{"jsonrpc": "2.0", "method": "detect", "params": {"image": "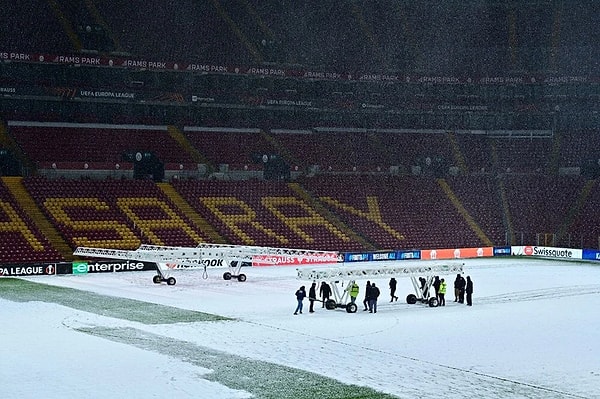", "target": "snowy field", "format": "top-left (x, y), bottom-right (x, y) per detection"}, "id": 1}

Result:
top-left (2, 257), bottom-right (599, 399)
